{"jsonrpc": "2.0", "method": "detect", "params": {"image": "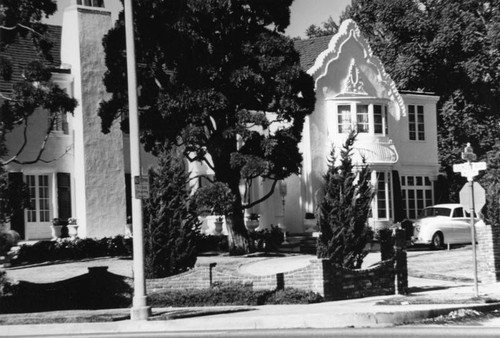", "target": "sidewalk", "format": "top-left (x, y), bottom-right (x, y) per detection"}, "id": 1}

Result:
top-left (1, 276), bottom-right (499, 336)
